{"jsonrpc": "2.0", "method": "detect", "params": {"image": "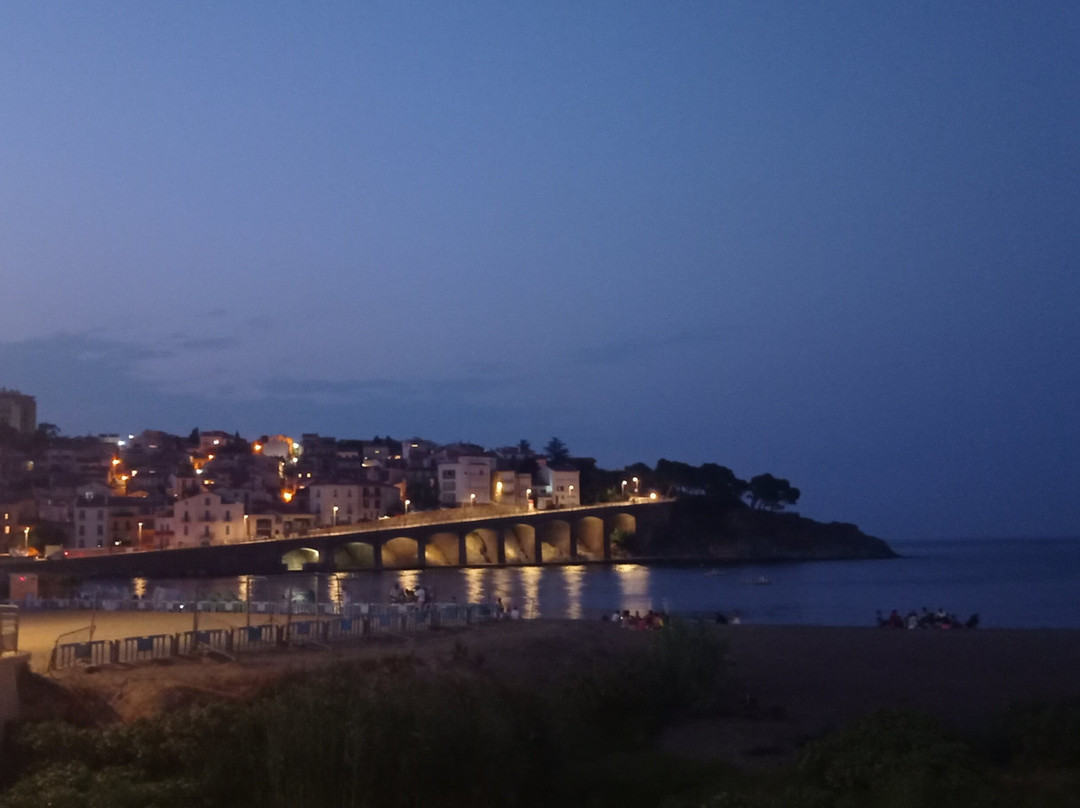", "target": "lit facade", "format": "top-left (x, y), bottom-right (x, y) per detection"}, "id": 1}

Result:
top-left (308, 482), bottom-right (402, 526)
top-left (437, 456), bottom-right (494, 506)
